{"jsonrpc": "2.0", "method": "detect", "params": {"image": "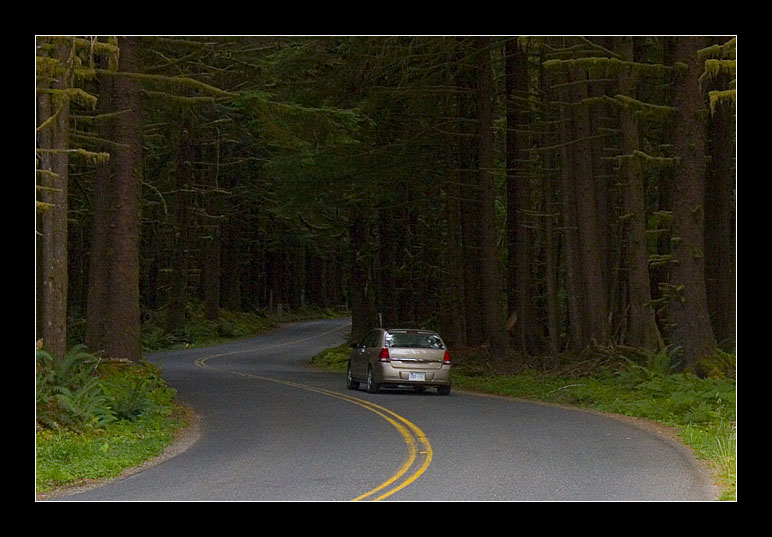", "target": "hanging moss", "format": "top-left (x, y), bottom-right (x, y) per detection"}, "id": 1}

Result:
top-left (702, 59), bottom-right (736, 80)
top-left (653, 210), bottom-right (674, 225)
top-left (70, 148), bottom-right (111, 165)
top-left (649, 253), bottom-right (674, 268)
top-left (36, 55), bottom-right (62, 82)
top-left (698, 38), bottom-right (736, 62)
top-left (66, 87), bottom-right (98, 110)
top-left (576, 95), bottom-right (614, 108)
top-left (615, 151), bottom-right (678, 171)
top-left (709, 89), bottom-right (737, 115)
top-left (543, 57), bottom-right (673, 79)
top-left (614, 94), bottom-right (677, 121)
top-left (673, 62), bottom-right (689, 76)
top-left (697, 37), bottom-right (736, 116)
top-left (632, 150), bottom-right (679, 167)
top-left (700, 58), bottom-right (736, 97)
top-left (516, 36), bottom-right (540, 52)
